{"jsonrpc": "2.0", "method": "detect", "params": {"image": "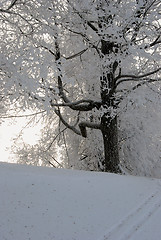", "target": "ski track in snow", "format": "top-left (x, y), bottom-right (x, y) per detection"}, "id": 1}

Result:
top-left (99, 186), bottom-right (161, 240)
